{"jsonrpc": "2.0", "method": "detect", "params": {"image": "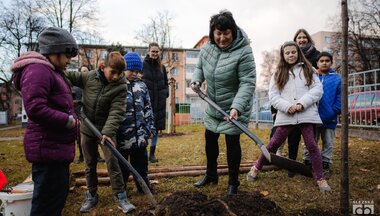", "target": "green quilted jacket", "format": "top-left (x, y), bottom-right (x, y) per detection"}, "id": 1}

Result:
top-left (66, 70), bottom-right (127, 138)
top-left (192, 29), bottom-right (256, 135)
